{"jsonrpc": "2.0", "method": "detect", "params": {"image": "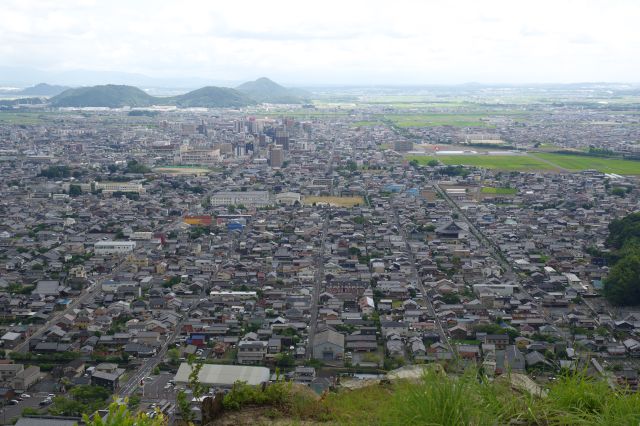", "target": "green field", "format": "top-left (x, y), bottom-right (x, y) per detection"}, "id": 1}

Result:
top-left (385, 113), bottom-right (491, 128)
top-left (481, 187), bottom-right (518, 195)
top-left (351, 120), bottom-right (381, 127)
top-left (0, 112), bottom-right (48, 125)
top-left (407, 154), bottom-right (557, 171)
top-left (533, 153), bottom-right (640, 175)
